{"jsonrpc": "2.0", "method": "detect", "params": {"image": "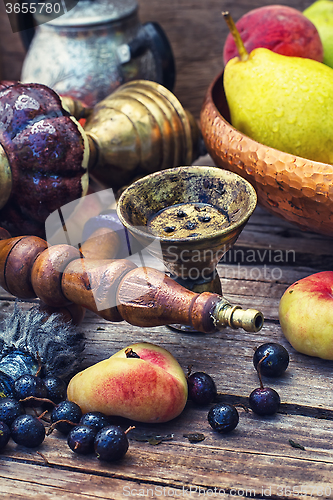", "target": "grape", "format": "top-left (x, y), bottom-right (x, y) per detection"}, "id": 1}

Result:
top-left (0, 421), bottom-right (10, 450)
top-left (94, 426), bottom-right (129, 462)
top-left (249, 387), bottom-right (280, 416)
top-left (208, 403), bottom-right (239, 433)
top-left (13, 374), bottom-right (47, 406)
top-left (67, 425), bottom-right (96, 455)
top-left (253, 343), bottom-right (289, 377)
top-left (187, 372), bottom-right (217, 405)
top-left (50, 401), bottom-right (82, 435)
top-left (0, 397), bottom-right (25, 426)
top-left (42, 376), bottom-right (67, 404)
top-left (11, 414), bottom-right (45, 448)
top-left (79, 412), bottom-right (112, 433)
